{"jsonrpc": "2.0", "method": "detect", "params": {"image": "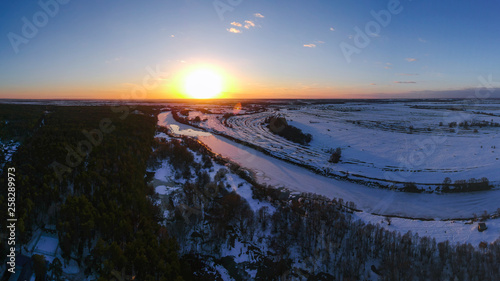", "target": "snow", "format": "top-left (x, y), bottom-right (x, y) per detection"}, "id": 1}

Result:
top-left (155, 185), bottom-right (181, 196)
top-left (210, 163), bottom-right (275, 213)
top-left (62, 259), bottom-right (80, 274)
top-left (154, 161), bottom-right (175, 182)
top-left (214, 264), bottom-right (234, 281)
top-left (0, 141), bottom-right (20, 170)
top-left (155, 185), bottom-right (169, 195)
top-left (34, 236), bottom-right (58, 256)
top-left (356, 212), bottom-right (500, 246)
top-left (154, 132), bottom-right (169, 139)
